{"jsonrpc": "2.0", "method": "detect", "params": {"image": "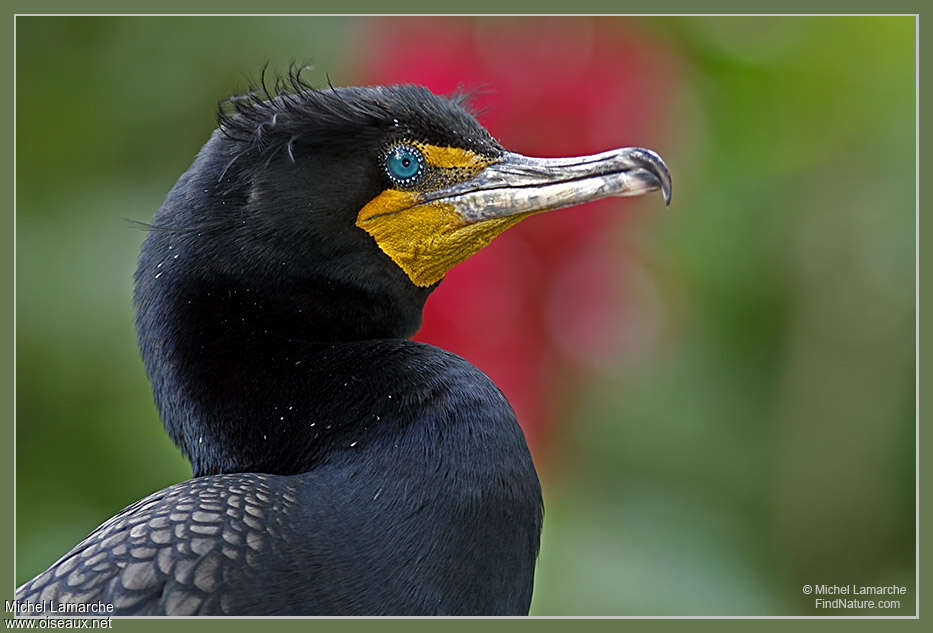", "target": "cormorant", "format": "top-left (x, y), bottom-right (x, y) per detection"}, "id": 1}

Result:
top-left (15, 72), bottom-right (671, 616)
